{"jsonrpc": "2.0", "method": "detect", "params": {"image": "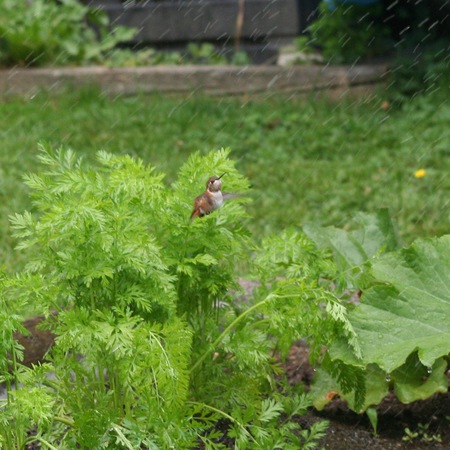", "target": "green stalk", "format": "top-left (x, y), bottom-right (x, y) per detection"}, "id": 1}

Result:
top-left (98, 362), bottom-right (106, 391)
top-left (191, 294), bottom-right (276, 372)
top-left (53, 415), bottom-right (75, 427)
top-left (187, 401), bottom-right (258, 445)
top-left (8, 334), bottom-right (19, 404)
top-left (33, 436), bottom-right (59, 450)
top-left (0, 424), bottom-right (13, 450)
top-left (111, 372), bottom-right (120, 411)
